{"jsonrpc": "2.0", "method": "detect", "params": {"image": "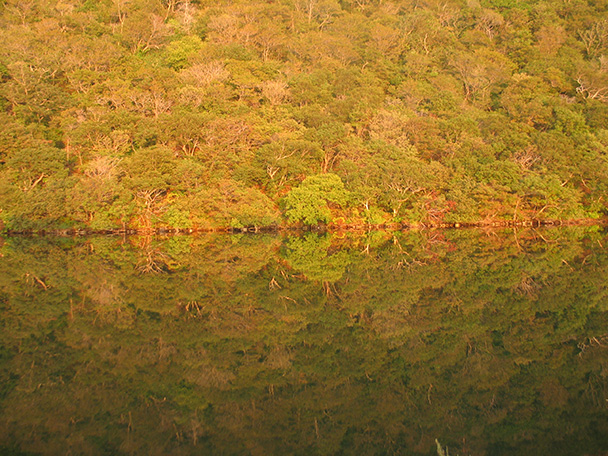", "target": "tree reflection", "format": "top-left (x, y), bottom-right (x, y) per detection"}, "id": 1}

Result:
top-left (0, 227), bottom-right (607, 455)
